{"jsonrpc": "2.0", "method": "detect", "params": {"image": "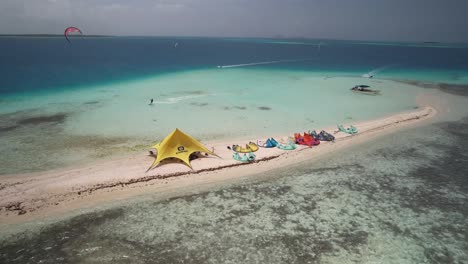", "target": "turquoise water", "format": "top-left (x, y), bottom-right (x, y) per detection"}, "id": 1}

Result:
top-left (1, 36), bottom-right (467, 96)
top-left (1, 37), bottom-right (468, 263)
top-left (1, 37), bottom-right (468, 174)
top-left (0, 69), bottom-right (421, 138)
top-left (0, 69), bottom-right (421, 174)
